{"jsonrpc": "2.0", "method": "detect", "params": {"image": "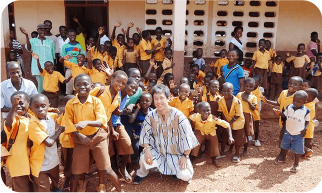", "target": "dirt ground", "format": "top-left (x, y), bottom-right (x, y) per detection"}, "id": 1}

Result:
top-left (3, 118), bottom-right (322, 192)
